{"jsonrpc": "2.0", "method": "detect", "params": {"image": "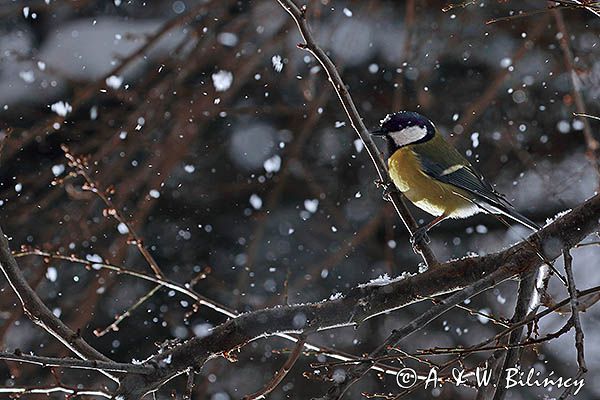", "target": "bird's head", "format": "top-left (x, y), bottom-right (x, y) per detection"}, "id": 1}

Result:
top-left (371, 111), bottom-right (436, 148)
